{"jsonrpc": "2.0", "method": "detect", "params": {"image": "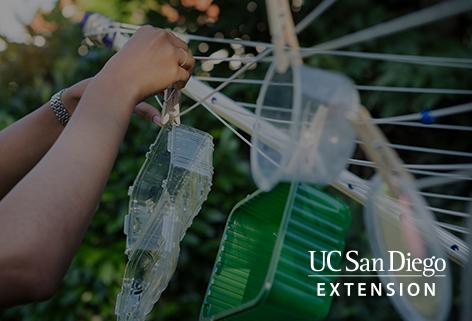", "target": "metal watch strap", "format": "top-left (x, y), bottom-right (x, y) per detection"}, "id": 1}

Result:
top-left (50, 89), bottom-right (71, 126)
